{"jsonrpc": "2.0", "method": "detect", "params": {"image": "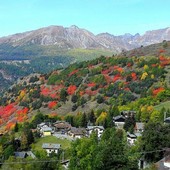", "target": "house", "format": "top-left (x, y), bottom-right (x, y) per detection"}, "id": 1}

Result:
top-left (134, 122), bottom-right (144, 133)
top-left (164, 117), bottom-right (170, 124)
top-left (37, 122), bottom-right (53, 136)
top-left (155, 149), bottom-right (170, 170)
top-left (37, 122), bottom-right (47, 129)
top-left (40, 126), bottom-right (53, 136)
top-left (86, 126), bottom-right (104, 138)
top-left (133, 122), bottom-right (144, 138)
top-left (42, 143), bottom-right (61, 156)
top-left (67, 127), bottom-right (86, 139)
top-left (53, 121), bottom-right (71, 133)
top-left (37, 122), bottom-right (53, 130)
top-left (127, 132), bottom-right (137, 145)
top-left (113, 115), bottom-right (125, 128)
